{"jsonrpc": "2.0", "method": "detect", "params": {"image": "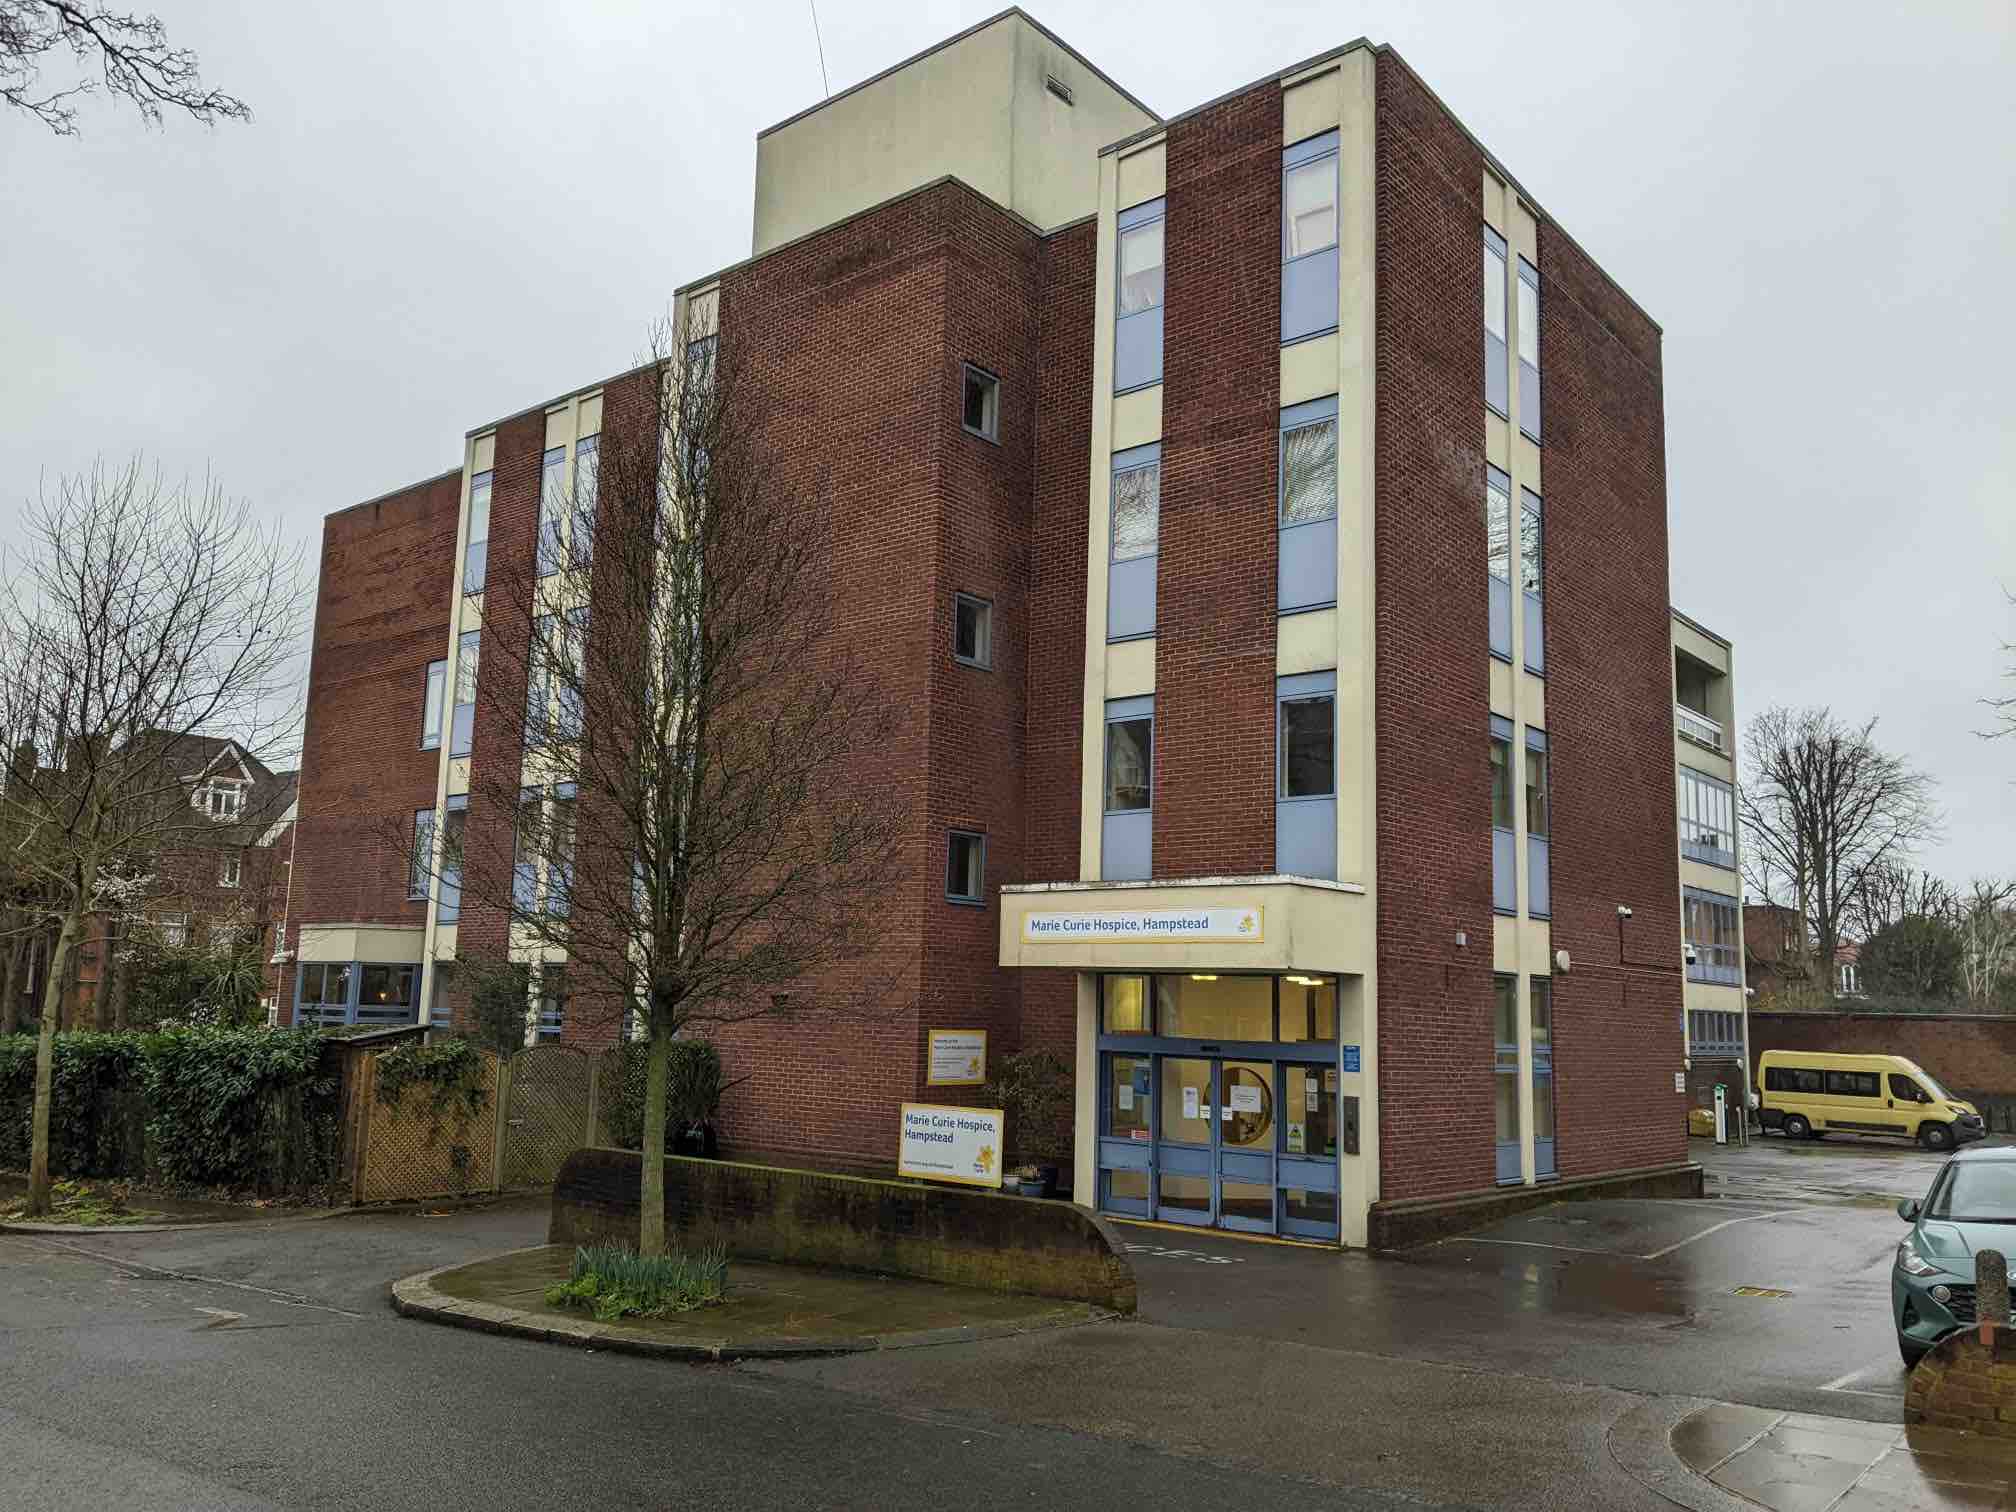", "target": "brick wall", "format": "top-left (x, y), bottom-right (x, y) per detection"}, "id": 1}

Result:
top-left (285, 471), bottom-right (462, 1018)
top-left (1372, 56), bottom-right (1496, 1201)
top-left (1751, 1012), bottom-right (2016, 1106)
top-left (1537, 187), bottom-right (1686, 1182)
top-left (1152, 85), bottom-right (1282, 879)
